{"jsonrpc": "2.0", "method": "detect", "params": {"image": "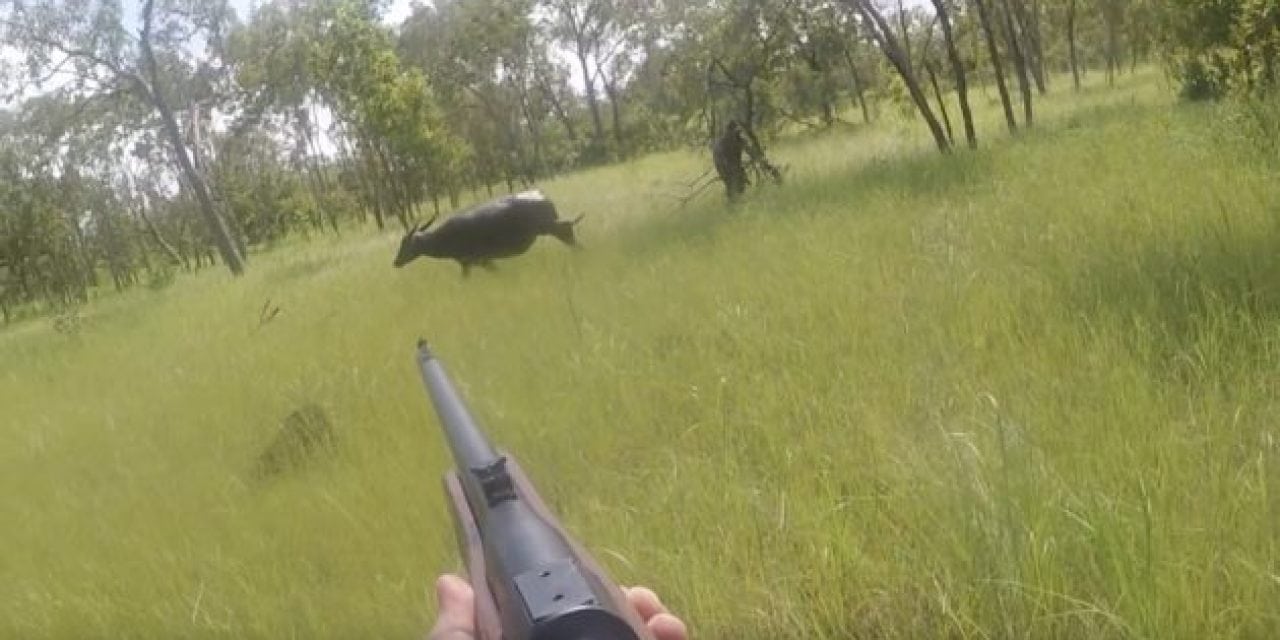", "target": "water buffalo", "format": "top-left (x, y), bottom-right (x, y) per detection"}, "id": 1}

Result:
top-left (392, 190), bottom-right (582, 276)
